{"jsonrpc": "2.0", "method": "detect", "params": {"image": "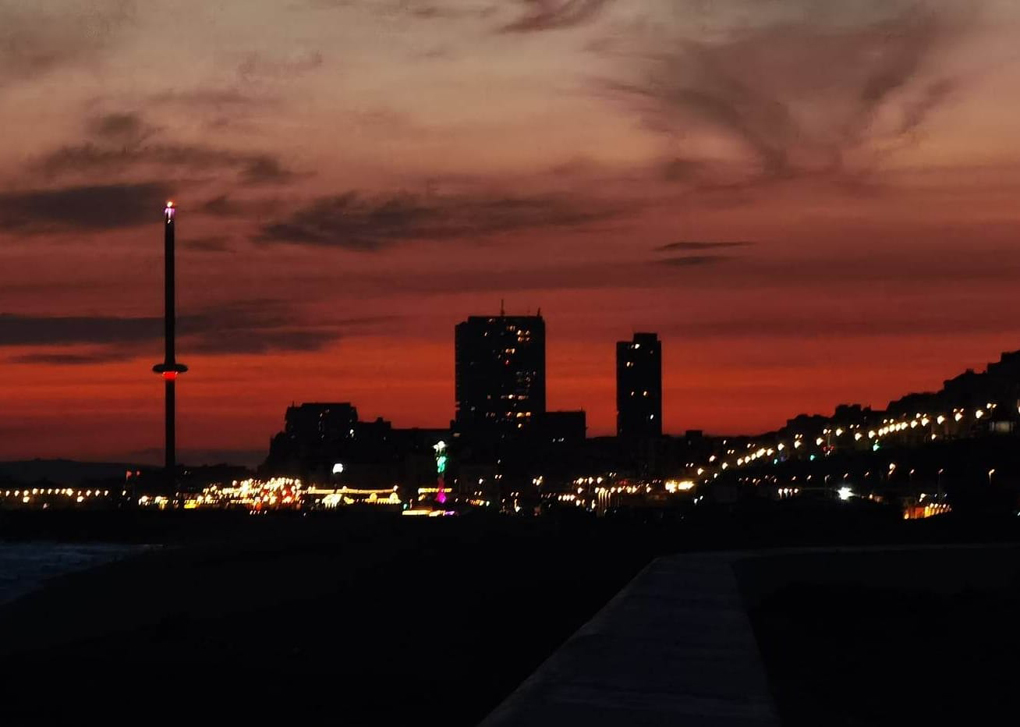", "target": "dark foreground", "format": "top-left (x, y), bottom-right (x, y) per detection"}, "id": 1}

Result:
top-left (0, 513), bottom-right (656, 726)
top-left (3, 505), bottom-right (1020, 726)
top-left (741, 546), bottom-right (1020, 727)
